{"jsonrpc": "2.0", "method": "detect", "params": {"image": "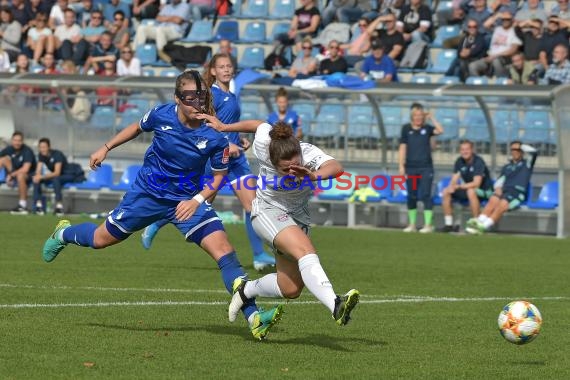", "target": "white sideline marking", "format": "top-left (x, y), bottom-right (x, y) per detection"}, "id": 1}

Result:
top-left (0, 296), bottom-right (568, 309)
top-left (0, 283), bottom-right (227, 294)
